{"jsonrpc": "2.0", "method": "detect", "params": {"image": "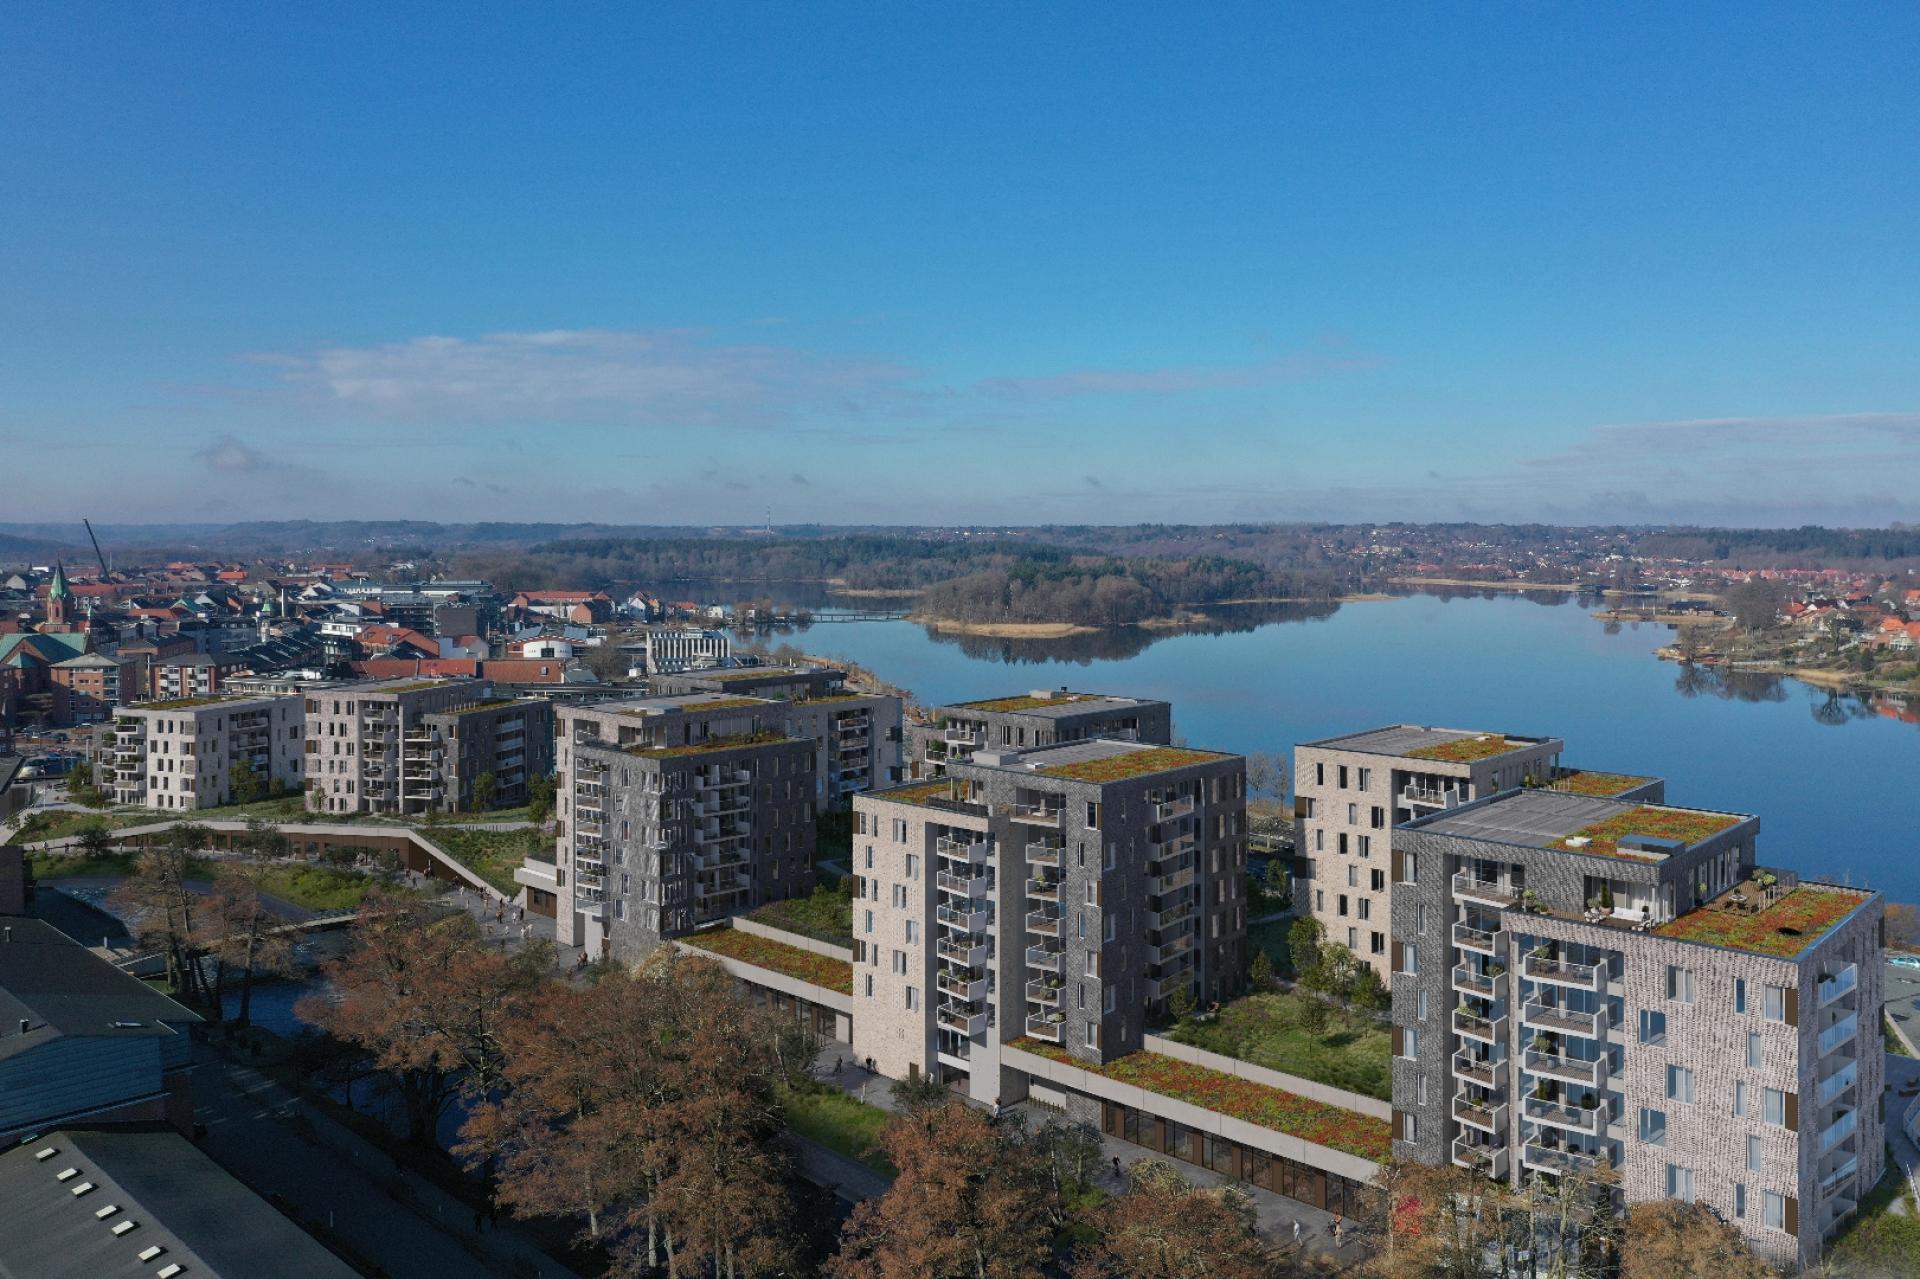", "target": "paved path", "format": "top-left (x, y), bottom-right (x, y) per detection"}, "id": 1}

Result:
top-left (194, 1040), bottom-right (582, 1279)
top-left (786, 1134), bottom-right (892, 1203)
